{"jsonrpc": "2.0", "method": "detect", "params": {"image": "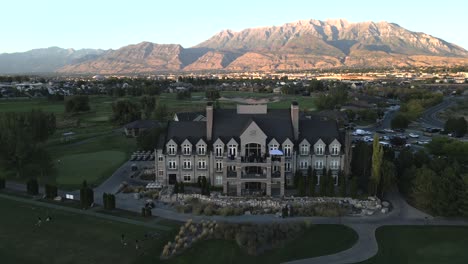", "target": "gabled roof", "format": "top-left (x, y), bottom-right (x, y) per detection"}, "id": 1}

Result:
top-left (212, 109), bottom-right (294, 143)
top-left (299, 117), bottom-right (340, 145)
top-left (124, 120), bottom-right (159, 129)
top-left (166, 121), bottom-right (206, 144)
top-left (174, 111), bottom-right (205, 122)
